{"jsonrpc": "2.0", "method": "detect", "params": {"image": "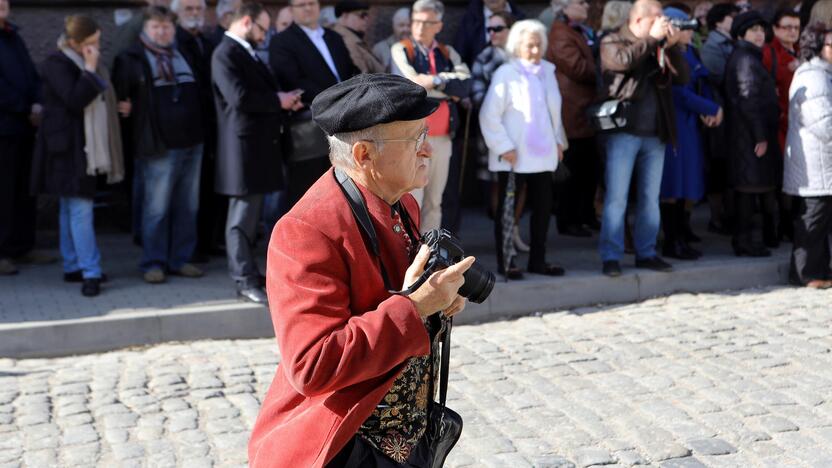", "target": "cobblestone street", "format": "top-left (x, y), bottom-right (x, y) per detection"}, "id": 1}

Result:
top-left (2, 285), bottom-right (832, 467)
